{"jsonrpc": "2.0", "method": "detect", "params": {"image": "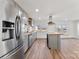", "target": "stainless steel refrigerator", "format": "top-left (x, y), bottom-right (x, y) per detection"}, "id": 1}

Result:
top-left (0, 16), bottom-right (24, 59)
